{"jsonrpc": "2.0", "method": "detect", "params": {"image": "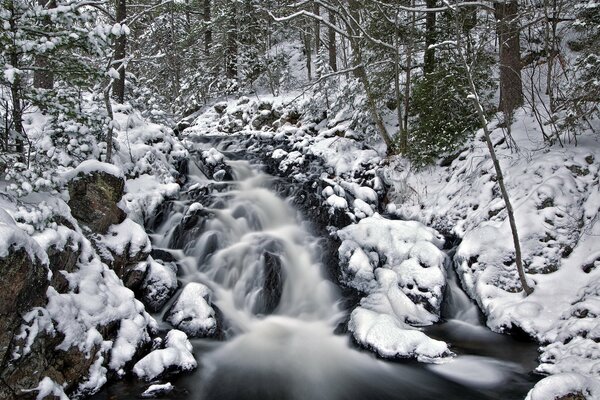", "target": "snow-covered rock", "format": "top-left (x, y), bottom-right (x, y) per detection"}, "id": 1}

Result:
top-left (166, 282), bottom-right (217, 337)
top-left (141, 258), bottom-right (179, 312)
top-left (337, 214), bottom-right (450, 361)
top-left (133, 330), bottom-right (197, 381)
top-left (142, 382), bottom-right (174, 398)
top-left (526, 373), bottom-right (600, 400)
